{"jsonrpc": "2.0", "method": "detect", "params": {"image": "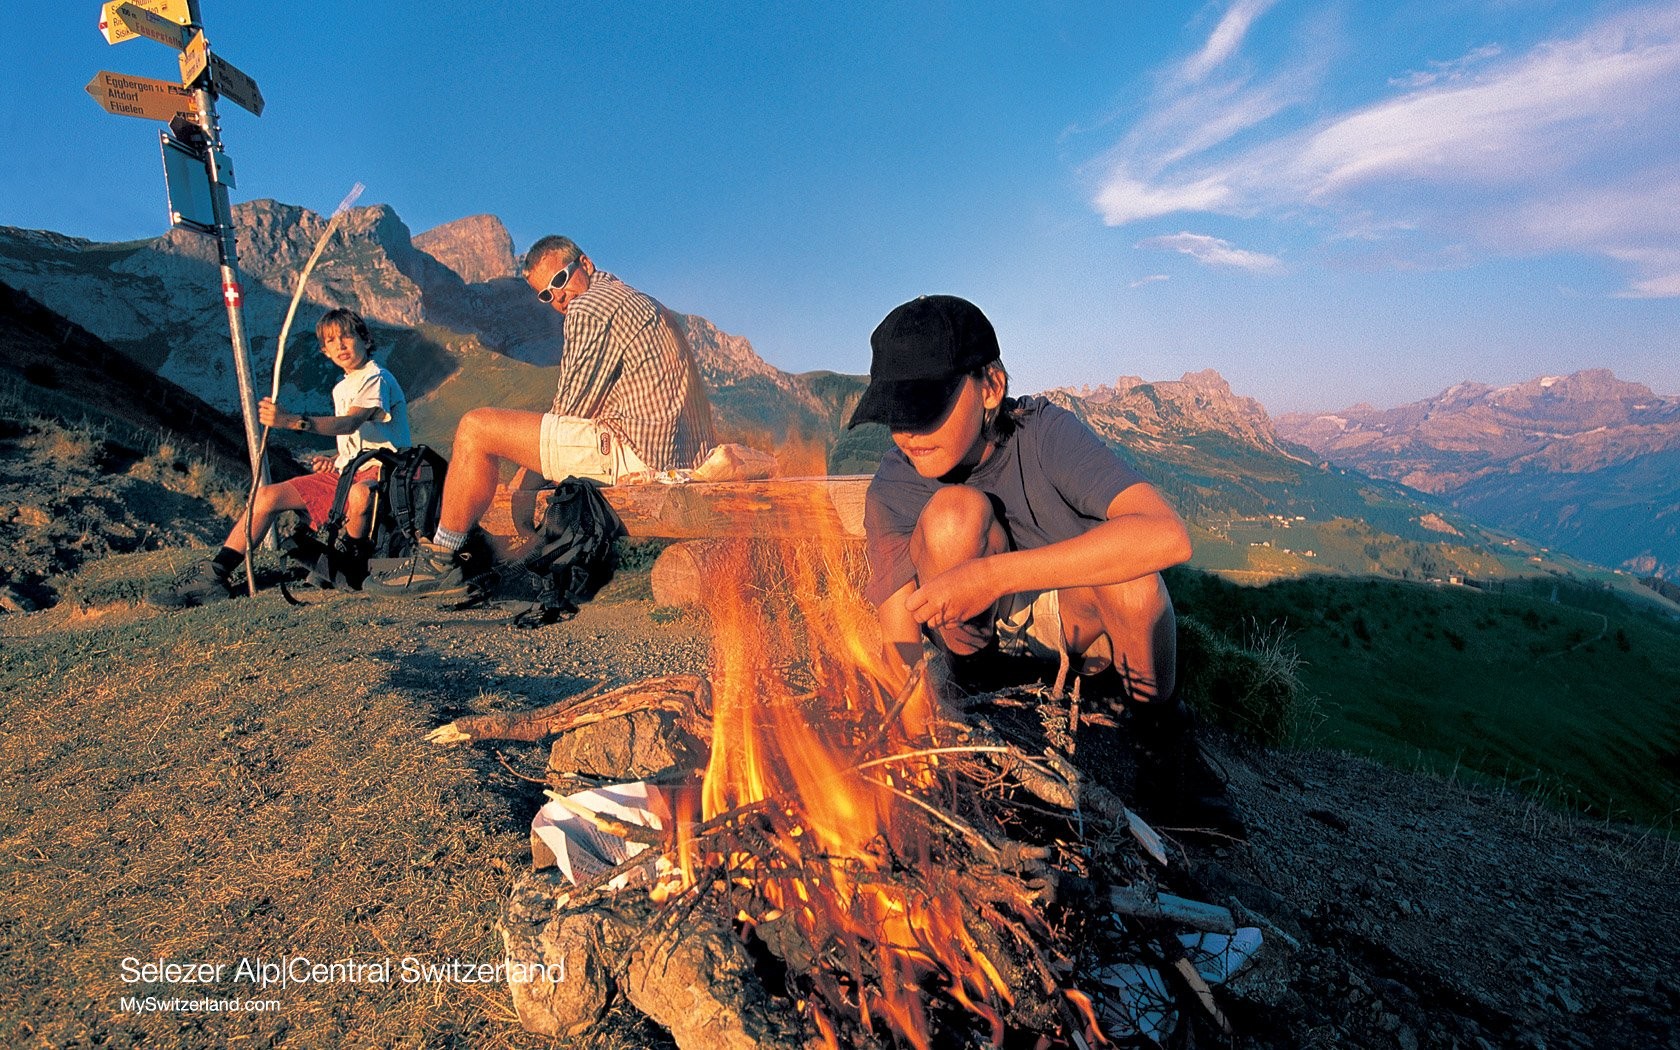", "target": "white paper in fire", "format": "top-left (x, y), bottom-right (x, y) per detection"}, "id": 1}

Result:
top-left (1095, 926), bottom-right (1264, 1042)
top-left (531, 781), bottom-right (666, 889)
